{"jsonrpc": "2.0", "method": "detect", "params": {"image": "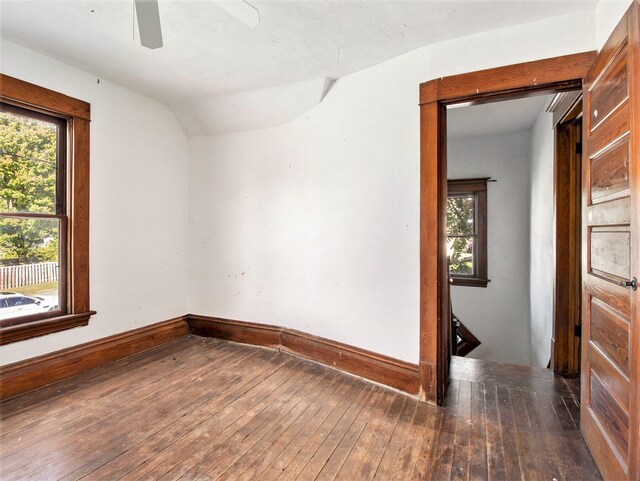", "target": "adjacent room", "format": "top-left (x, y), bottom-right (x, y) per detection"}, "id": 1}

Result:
top-left (0, 1), bottom-right (638, 480)
top-left (446, 92), bottom-right (582, 371)
top-left (446, 95), bottom-right (556, 367)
